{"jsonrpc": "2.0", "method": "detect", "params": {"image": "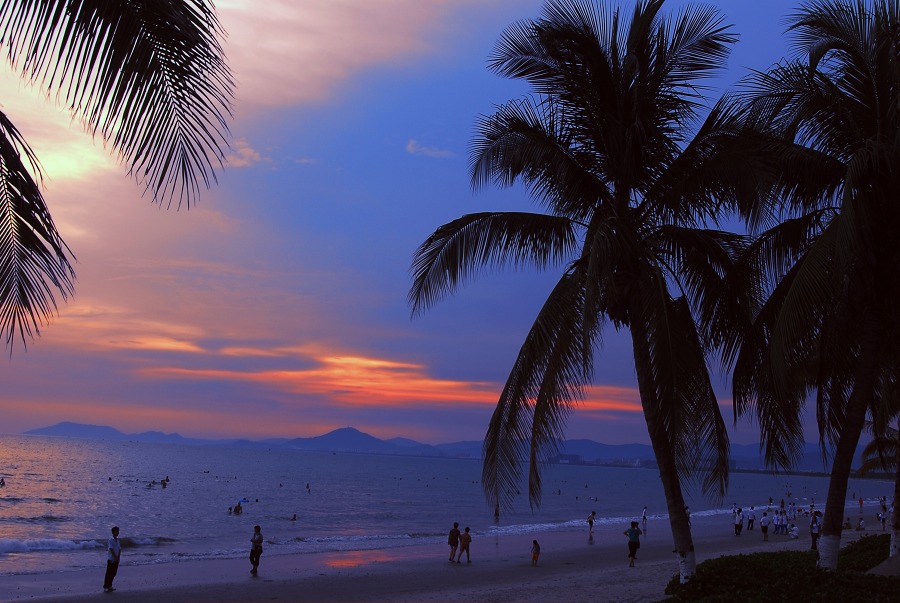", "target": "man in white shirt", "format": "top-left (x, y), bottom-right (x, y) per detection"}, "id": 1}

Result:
top-left (103, 526), bottom-right (121, 592)
top-left (760, 512), bottom-right (771, 541)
